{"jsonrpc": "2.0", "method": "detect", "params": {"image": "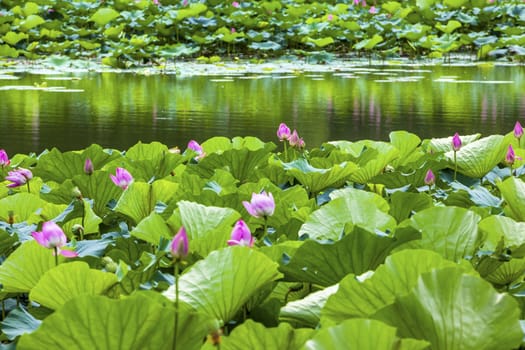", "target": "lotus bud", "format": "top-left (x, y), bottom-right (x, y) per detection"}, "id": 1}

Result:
top-left (242, 191), bottom-right (275, 218)
top-left (277, 123), bottom-right (291, 141)
top-left (424, 169), bottom-right (435, 186)
top-left (72, 186), bottom-right (83, 199)
top-left (228, 219), bottom-right (254, 247)
top-left (0, 149), bottom-right (10, 167)
top-left (514, 121), bottom-right (523, 140)
top-left (505, 144), bottom-right (516, 165)
top-left (170, 227), bottom-right (189, 261)
top-left (452, 132), bottom-right (462, 151)
top-left (84, 158), bottom-right (94, 175)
